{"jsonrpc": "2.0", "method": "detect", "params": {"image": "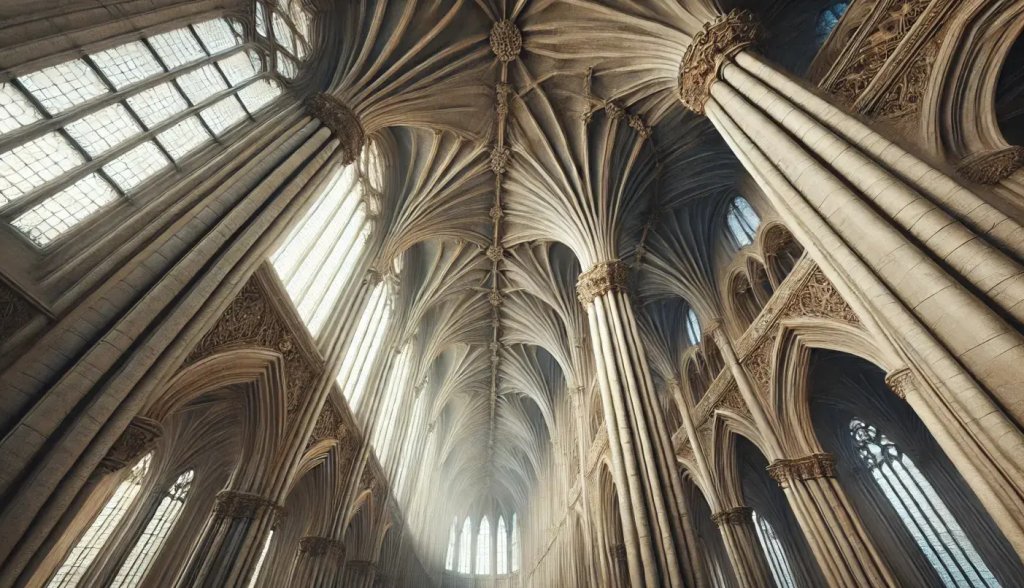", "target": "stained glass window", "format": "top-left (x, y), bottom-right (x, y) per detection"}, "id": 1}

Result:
top-left (47, 454), bottom-right (152, 588)
top-left (850, 418), bottom-right (1000, 587)
top-left (816, 2), bottom-right (850, 46)
top-left (258, 0), bottom-right (312, 78)
top-left (726, 196), bottom-right (760, 247)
